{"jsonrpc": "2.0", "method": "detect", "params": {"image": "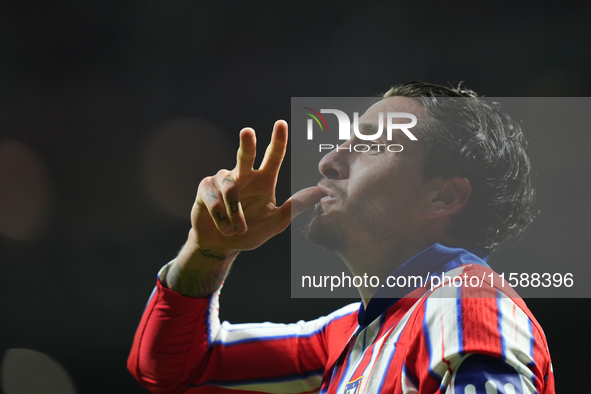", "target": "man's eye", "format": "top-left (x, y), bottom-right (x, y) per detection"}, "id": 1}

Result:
top-left (368, 143), bottom-right (384, 152)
